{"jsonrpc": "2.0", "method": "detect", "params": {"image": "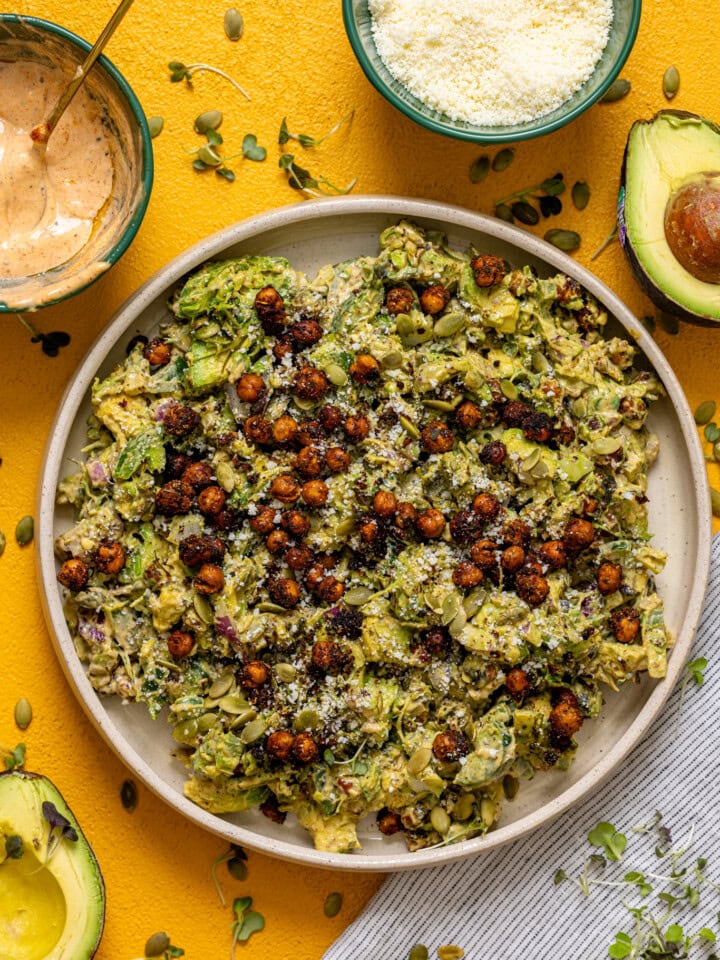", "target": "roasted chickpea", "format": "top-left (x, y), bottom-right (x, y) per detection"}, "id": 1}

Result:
top-left (583, 497), bottom-right (600, 516)
top-left (359, 517), bottom-right (384, 544)
top-left (240, 660), bottom-right (272, 688)
top-left (554, 421), bottom-right (576, 446)
top-left (501, 545), bottom-right (525, 573)
top-left (301, 479), bottom-right (329, 508)
top-left (377, 808), bottom-right (404, 835)
top-left (165, 449), bottom-right (192, 480)
top-left (270, 474), bottom-right (301, 503)
top-left (305, 555), bottom-right (337, 591)
top-left (266, 529), bottom-right (291, 555)
top-left (373, 490), bottom-right (398, 519)
top-left (273, 335), bottom-right (294, 362)
top-left (538, 540), bottom-right (566, 571)
top-left (311, 640), bottom-right (347, 674)
top-left (167, 629), bottom-right (194, 659)
top-left (272, 414), bottom-right (299, 446)
top-left (472, 492), bottom-right (501, 522)
top-left (254, 285), bottom-right (287, 336)
top-left (470, 539), bottom-right (499, 570)
top-left (249, 506), bottom-right (276, 535)
top-left (420, 284), bottom-right (451, 315)
top-left (194, 563), bottom-right (225, 595)
top-left (502, 400), bottom-right (532, 428)
top-left (421, 626), bottom-right (450, 658)
top-left (344, 414), bottom-right (370, 443)
top-left (212, 509), bottom-right (237, 532)
top-left (179, 534), bottom-right (225, 568)
top-left (385, 287), bottom-right (414, 316)
top-left (563, 517), bottom-right (595, 553)
top-left (143, 337), bottom-right (171, 366)
top-left (291, 733), bottom-right (319, 765)
top-left (393, 502), bottom-right (418, 536)
top-left (155, 480), bottom-right (194, 516)
top-left (515, 570), bottom-right (550, 607)
top-left (432, 730), bottom-right (471, 763)
top-left (453, 561), bottom-right (484, 589)
top-left (523, 412), bottom-right (554, 443)
top-left (293, 365), bottom-right (329, 402)
top-left (243, 415), bottom-right (273, 446)
top-left (57, 558), bottom-right (89, 591)
top-left (610, 606), bottom-right (641, 644)
top-left (198, 486), bottom-right (226, 517)
top-left (416, 508), bottom-right (446, 539)
top-left (296, 419), bottom-right (327, 447)
top-left (295, 445), bottom-right (325, 479)
top-left (325, 446), bottom-right (351, 473)
top-left (285, 544), bottom-right (313, 571)
top-left (95, 539), bottom-right (125, 575)
top-left (470, 254), bottom-right (507, 288)
top-left (420, 421), bottom-right (455, 454)
top-left (454, 401), bottom-right (483, 430)
top-left (549, 695), bottom-right (584, 741)
top-left (503, 520), bottom-right (532, 548)
top-left (505, 667), bottom-right (530, 702)
top-left (236, 373), bottom-right (266, 404)
top-left (317, 576), bottom-right (345, 604)
top-left (268, 576), bottom-right (302, 609)
top-left (181, 461), bottom-right (214, 490)
top-left (480, 441), bottom-right (507, 466)
top-left (450, 509), bottom-right (483, 545)
top-left (265, 730), bottom-right (294, 763)
top-left (349, 353), bottom-right (381, 385)
top-left (164, 404), bottom-right (200, 438)
top-left (290, 317), bottom-right (323, 348)
top-left (259, 796), bottom-right (287, 823)
top-left (319, 404), bottom-right (343, 431)
top-left (597, 561), bottom-right (623, 595)
top-left (280, 509), bottom-right (311, 538)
